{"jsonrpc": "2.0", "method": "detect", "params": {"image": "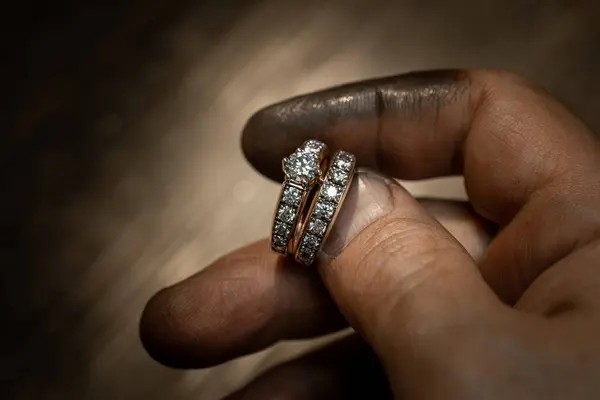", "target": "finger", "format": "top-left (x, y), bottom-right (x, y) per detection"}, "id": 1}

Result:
top-left (139, 240), bottom-right (345, 369)
top-left (224, 335), bottom-right (391, 400)
top-left (140, 199), bottom-right (491, 368)
top-left (317, 171), bottom-right (513, 396)
top-left (242, 69), bottom-right (600, 303)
